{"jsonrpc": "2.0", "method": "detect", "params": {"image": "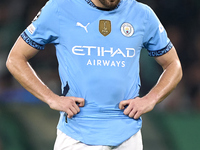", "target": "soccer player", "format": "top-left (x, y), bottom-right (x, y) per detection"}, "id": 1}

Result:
top-left (6, 0), bottom-right (182, 149)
